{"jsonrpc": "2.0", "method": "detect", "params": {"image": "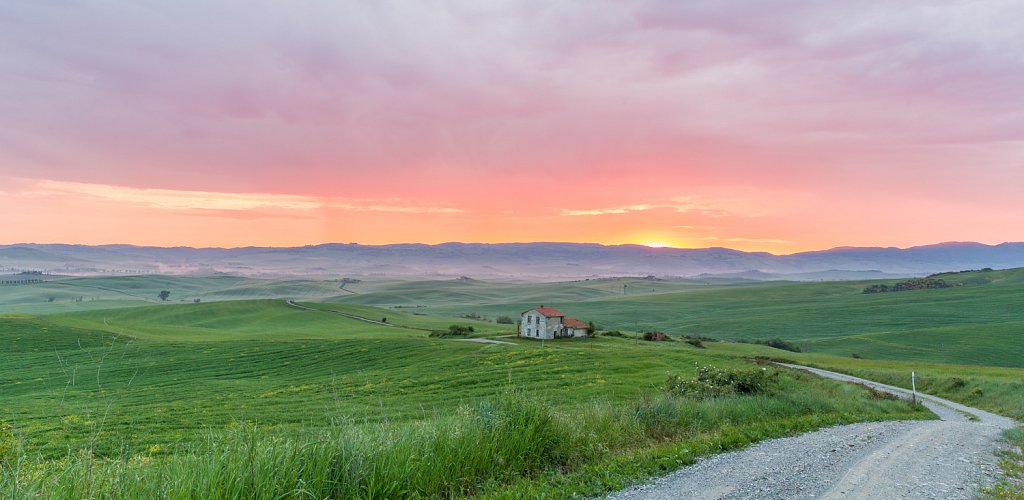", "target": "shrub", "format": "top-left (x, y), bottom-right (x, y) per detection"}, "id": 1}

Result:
top-left (602, 330), bottom-right (626, 338)
top-left (496, 316), bottom-right (514, 324)
top-left (863, 277), bottom-right (957, 294)
top-left (684, 334), bottom-right (719, 342)
top-left (685, 338), bottom-right (705, 349)
top-left (666, 366), bottom-right (779, 400)
top-left (736, 338), bottom-right (802, 353)
top-left (763, 338), bottom-right (801, 352)
top-left (428, 325), bottom-right (476, 338)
